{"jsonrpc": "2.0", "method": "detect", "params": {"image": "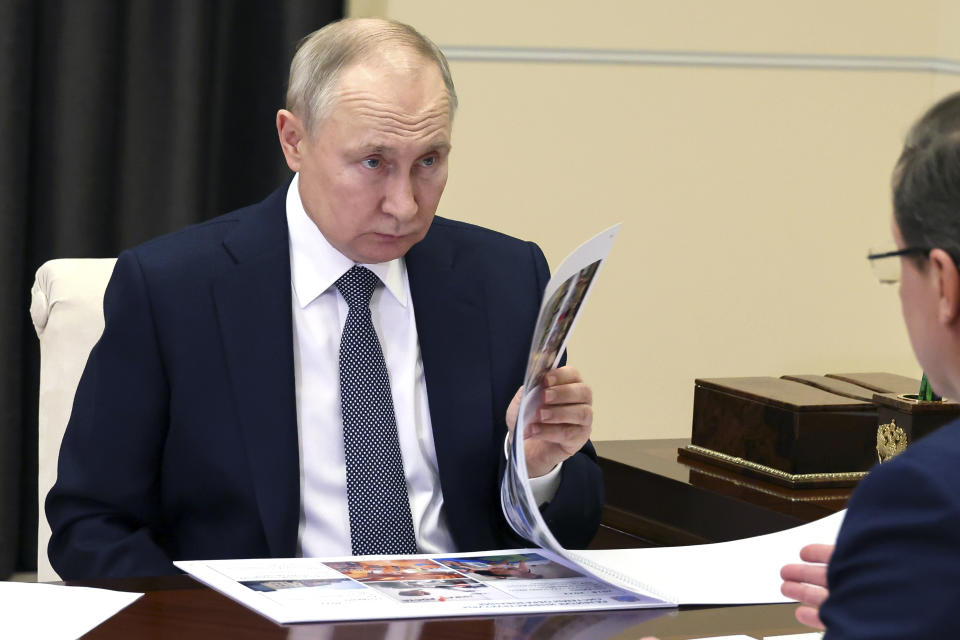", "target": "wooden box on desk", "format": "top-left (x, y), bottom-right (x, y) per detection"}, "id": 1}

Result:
top-left (680, 377), bottom-right (878, 489)
top-left (872, 392), bottom-right (960, 454)
top-left (818, 372), bottom-right (960, 456)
